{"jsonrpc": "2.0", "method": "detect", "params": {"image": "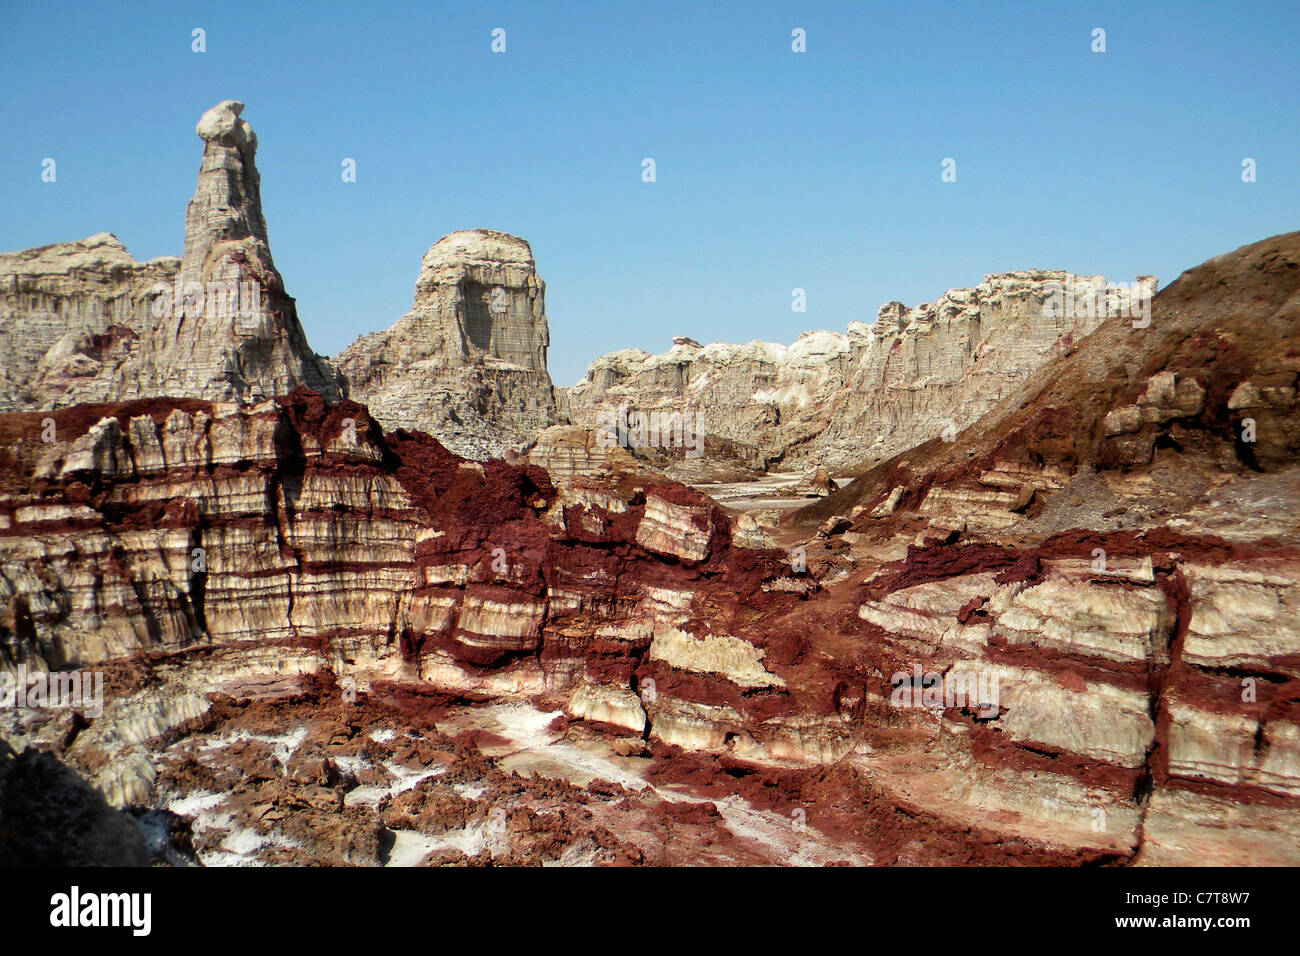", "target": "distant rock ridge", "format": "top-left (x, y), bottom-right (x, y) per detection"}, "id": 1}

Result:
top-left (0, 234), bottom-right (179, 411)
top-left (562, 270), bottom-right (1156, 474)
top-left (334, 228), bottom-right (557, 460)
top-left (2, 100), bottom-right (1150, 480)
top-left (0, 100), bottom-right (339, 410)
